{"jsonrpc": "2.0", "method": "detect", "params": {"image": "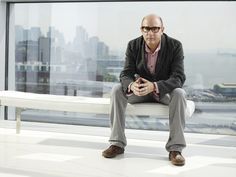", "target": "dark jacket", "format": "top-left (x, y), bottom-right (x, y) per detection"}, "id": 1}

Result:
top-left (120, 33), bottom-right (186, 99)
